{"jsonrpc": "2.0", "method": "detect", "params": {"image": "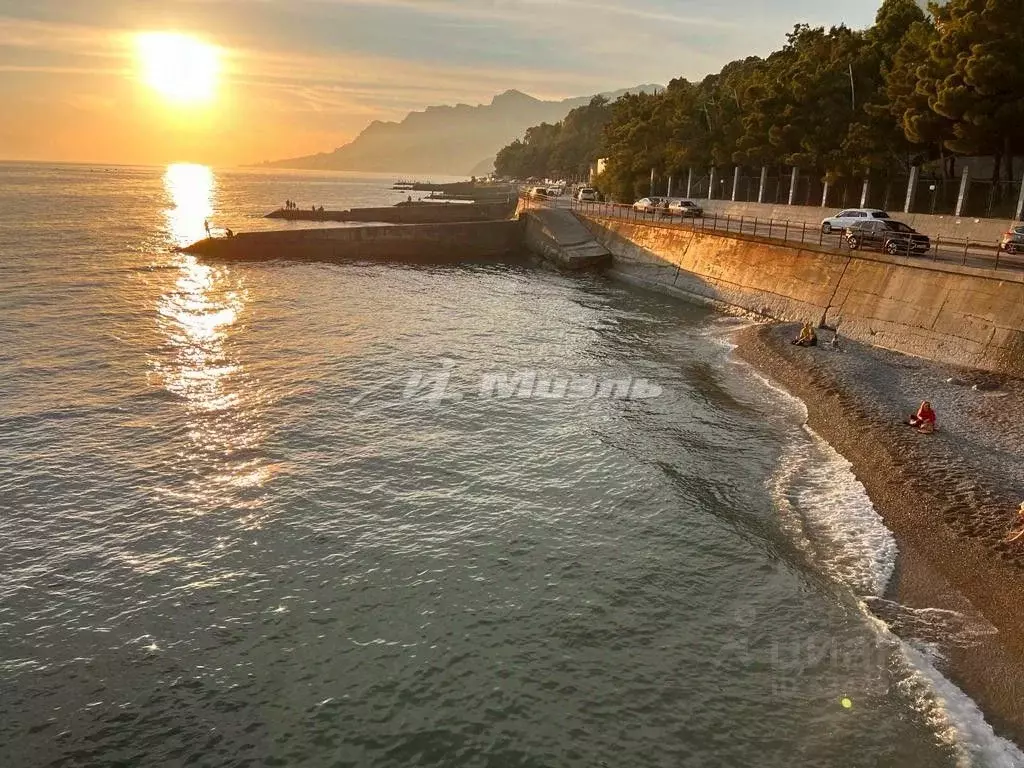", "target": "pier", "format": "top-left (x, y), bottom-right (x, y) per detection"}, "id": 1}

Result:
top-left (183, 220), bottom-right (526, 264)
top-left (267, 199), bottom-right (517, 225)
